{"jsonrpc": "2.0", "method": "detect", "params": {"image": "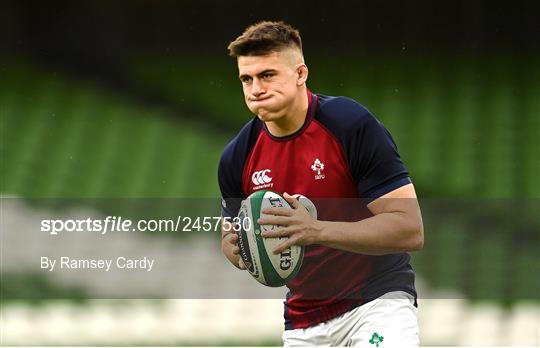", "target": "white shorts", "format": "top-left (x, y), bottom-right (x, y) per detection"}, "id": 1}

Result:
top-left (282, 291), bottom-right (419, 347)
